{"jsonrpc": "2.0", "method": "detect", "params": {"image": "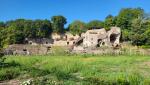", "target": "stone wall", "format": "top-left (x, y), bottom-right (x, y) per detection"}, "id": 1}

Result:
top-left (4, 44), bottom-right (49, 55)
